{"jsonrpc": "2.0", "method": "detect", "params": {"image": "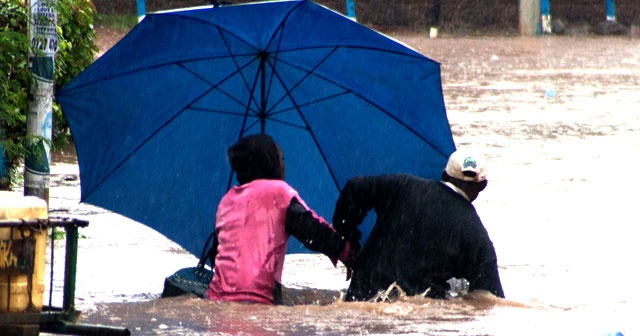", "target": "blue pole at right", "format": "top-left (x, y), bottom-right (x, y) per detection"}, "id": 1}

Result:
top-left (136, 0), bottom-right (146, 22)
top-left (346, 0), bottom-right (356, 20)
top-left (540, 0), bottom-right (552, 33)
top-left (606, 0), bottom-right (616, 21)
